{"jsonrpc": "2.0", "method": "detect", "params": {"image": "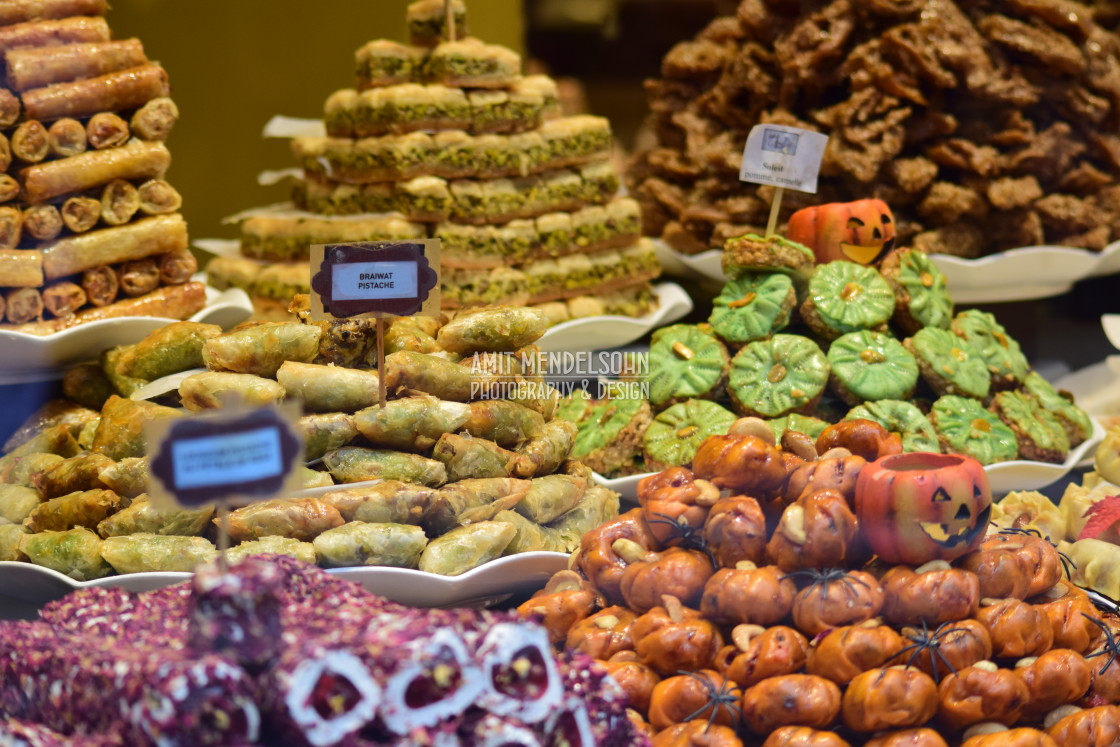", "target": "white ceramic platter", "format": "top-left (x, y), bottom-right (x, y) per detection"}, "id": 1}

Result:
top-left (0, 550), bottom-right (567, 614)
top-left (536, 282), bottom-right (693, 353)
top-left (593, 418), bottom-right (1105, 501)
top-left (0, 285), bottom-right (253, 385)
top-left (652, 238), bottom-right (1120, 304)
